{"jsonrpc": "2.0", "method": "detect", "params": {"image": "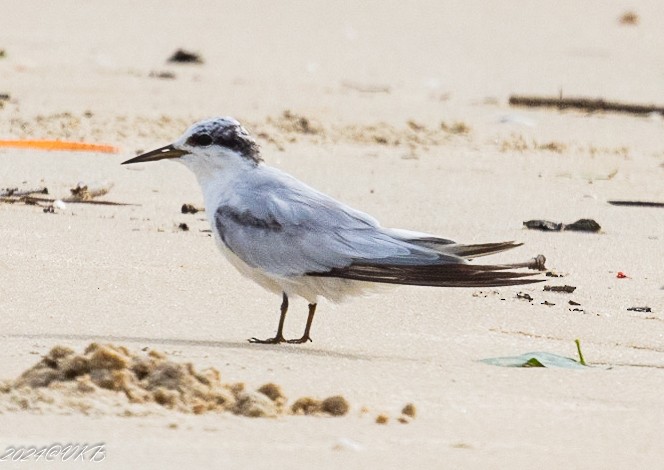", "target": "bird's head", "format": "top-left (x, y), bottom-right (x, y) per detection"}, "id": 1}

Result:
top-left (122, 117), bottom-right (262, 173)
